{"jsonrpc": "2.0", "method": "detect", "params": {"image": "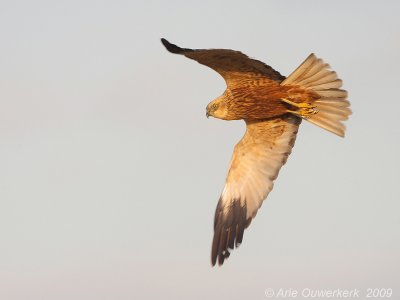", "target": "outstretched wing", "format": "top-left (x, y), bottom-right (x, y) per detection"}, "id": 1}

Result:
top-left (211, 114), bottom-right (301, 266)
top-left (161, 38), bottom-right (285, 87)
